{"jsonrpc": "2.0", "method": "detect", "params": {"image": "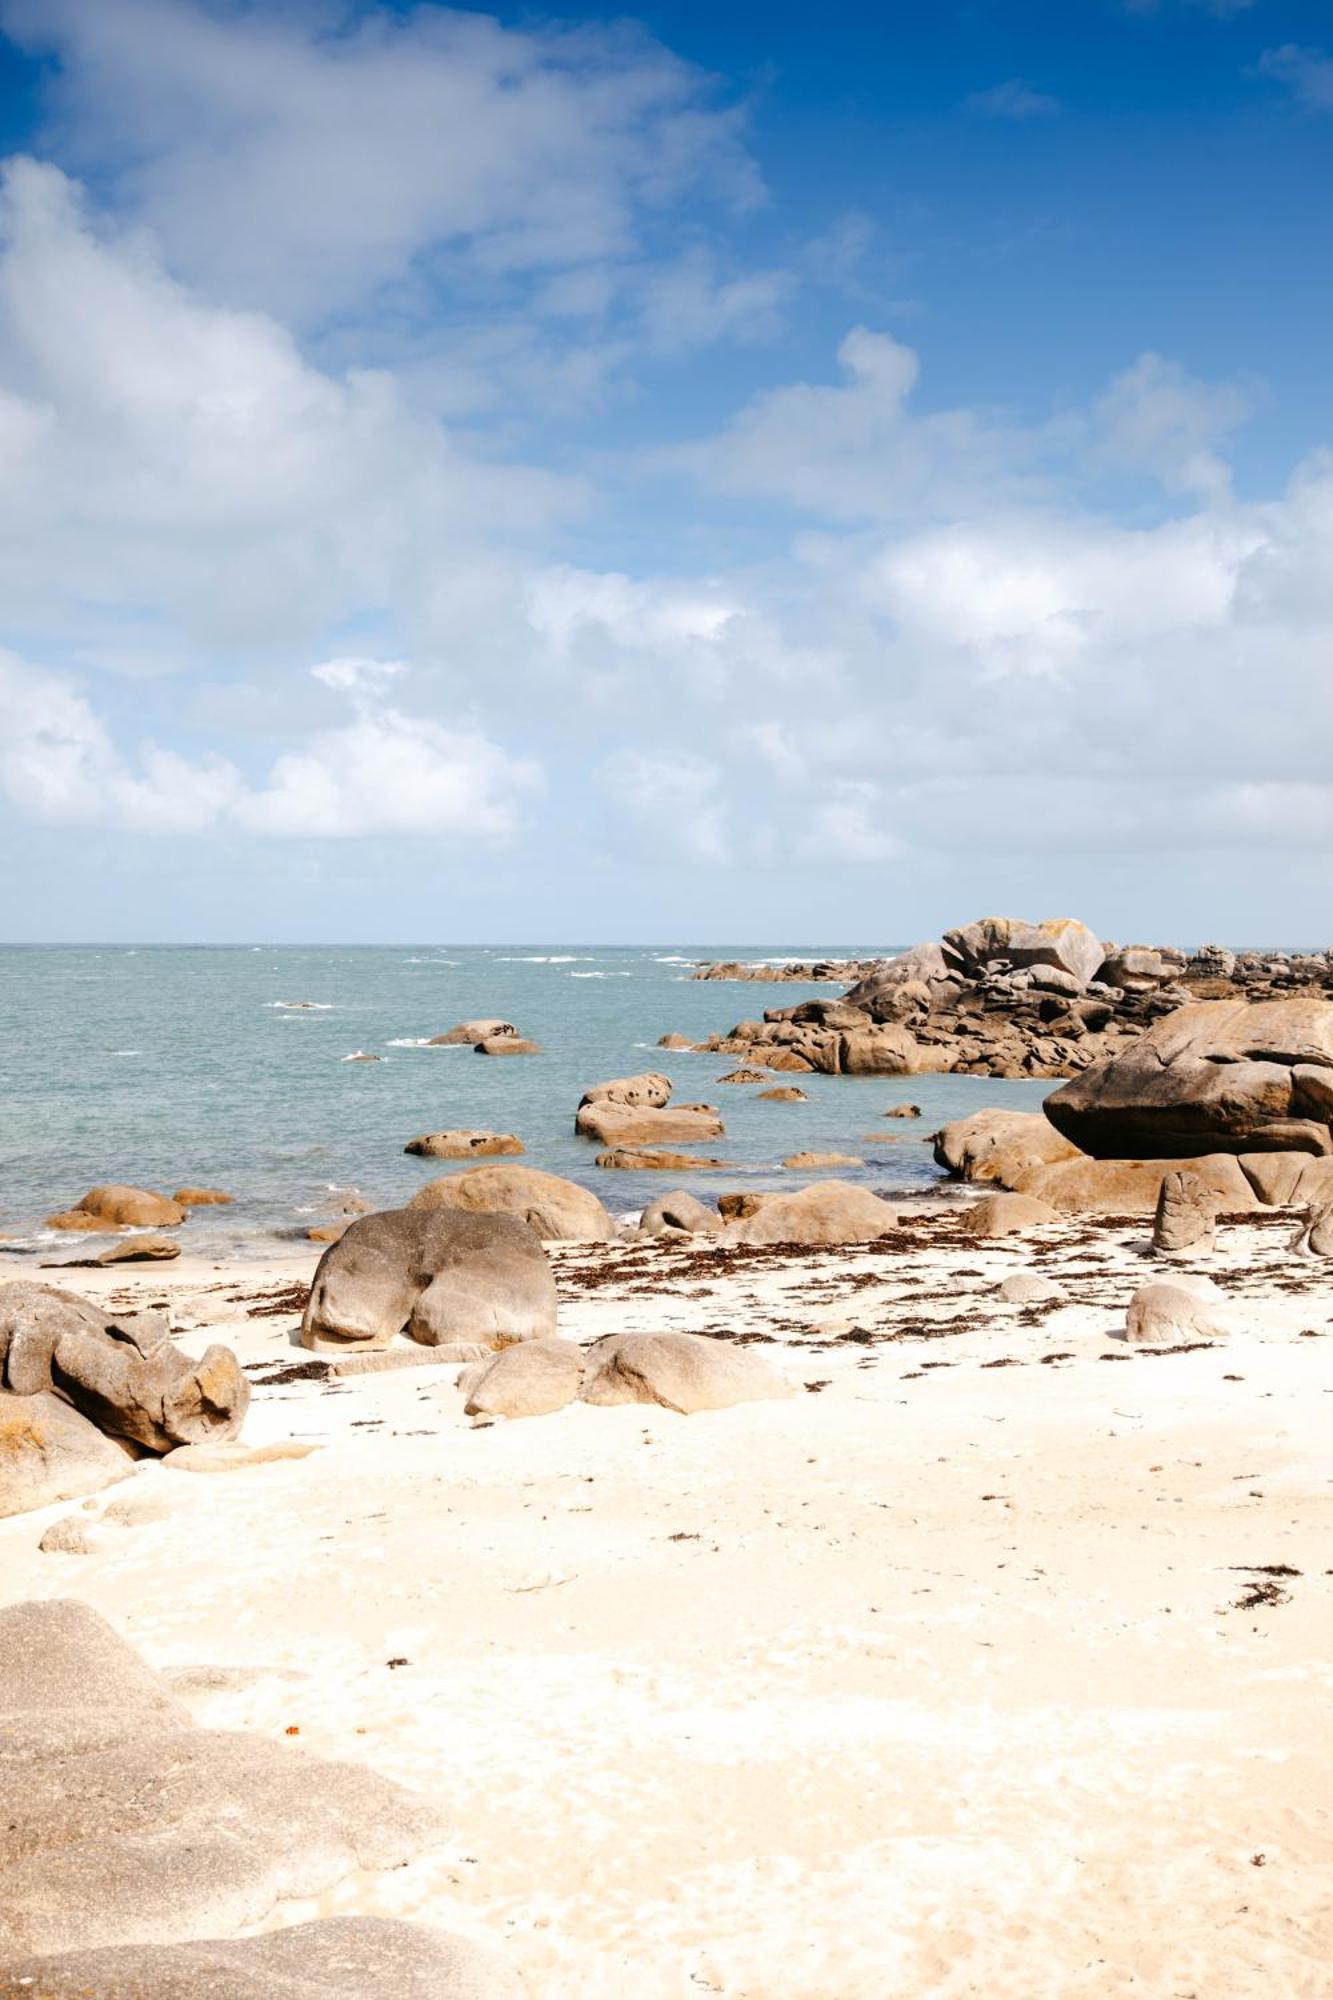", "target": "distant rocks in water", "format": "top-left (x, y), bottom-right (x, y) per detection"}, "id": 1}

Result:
top-left (1152, 1170), bottom-right (1218, 1256)
top-left (0, 1391), bottom-right (134, 1519)
top-left (575, 1071), bottom-right (724, 1147)
top-left (172, 1187), bottom-right (232, 1206)
top-left (961, 1192), bottom-right (1059, 1238)
top-left (46, 1186), bottom-right (186, 1232)
top-left (342, 1050), bottom-right (381, 1063)
top-left (0, 1280), bottom-right (248, 1501)
top-left (302, 1206), bottom-right (558, 1355)
top-left (639, 1190), bottom-right (724, 1237)
top-left (884, 1102), bottom-right (922, 1118)
top-left (692, 959), bottom-right (880, 984)
top-left (95, 1236), bottom-right (181, 1264)
top-left (307, 1221), bottom-right (348, 1244)
top-left (595, 1148), bottom-right (729, 1171)
top-left (461, 1339), bottom-right (586, 1420)
top-left (428, 1018), bottom-right (519, 1046)
top-left (408, 1163), bottom-right (614, 1242)
top-left (476, 1035), bottom-right (541, 1055)
top-left (657, 1032), bottom-right (694, 1049)
top-left (0, 1599), bottom-right (452, 1965)
top-left (716, 1067), bottom-right (771, 1084)
top-left (782, 1151), bottom-right (863, 1170)
top-left (724, 1180), bottom-right (898, 1247)
top-left (1125, 1275), bottom-right (1231, 1345)
top-left (758, 1086), bottom-right (808, 1102)
top-left (1046, 998), bottom-right (1333, 1158)
top-left (685, 914), bottom-right (1333, 1083)
top-left (304, 1190), bottom-right (371, 1245)
top-left (580, 1331), bottom-right (793, 1413)
top-left (404, 1130), bottom-right (524, 1159)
